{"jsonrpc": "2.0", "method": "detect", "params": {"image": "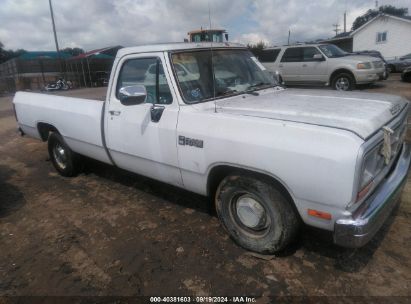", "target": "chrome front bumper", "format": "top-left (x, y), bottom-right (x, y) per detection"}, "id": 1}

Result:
top-left (334, 143), bottom-right (411, 248)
